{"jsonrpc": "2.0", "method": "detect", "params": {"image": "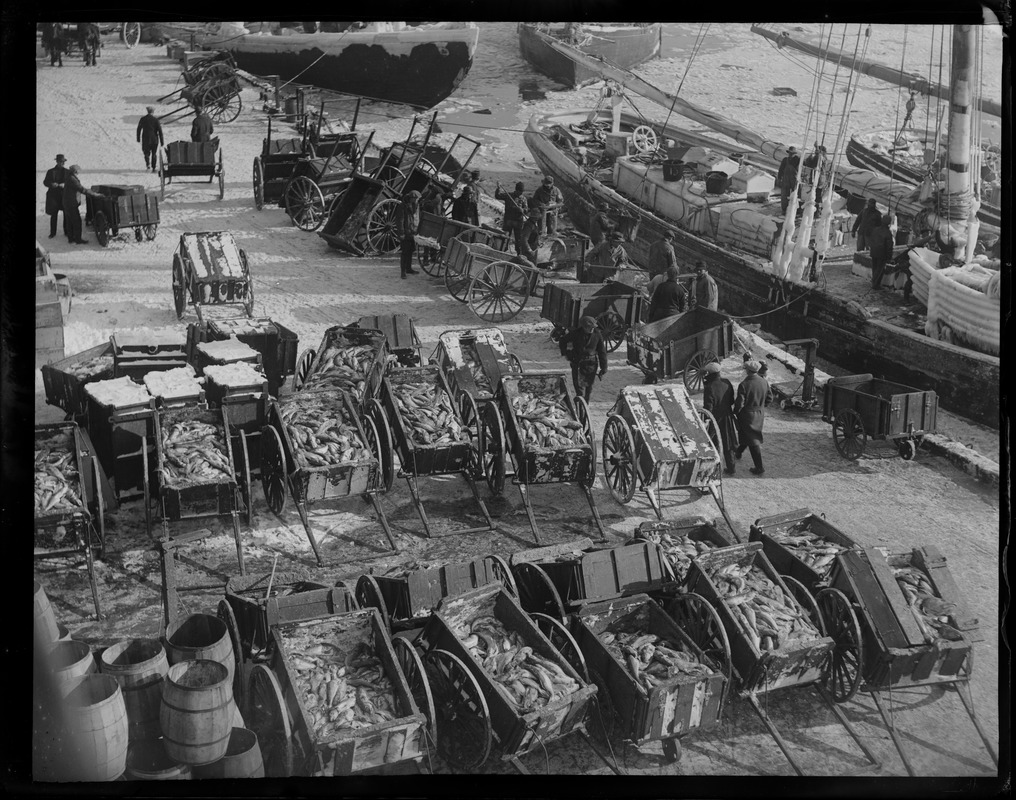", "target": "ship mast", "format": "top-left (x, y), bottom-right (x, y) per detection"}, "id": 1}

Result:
top-left (945, 25), bottom-right (975, 206)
